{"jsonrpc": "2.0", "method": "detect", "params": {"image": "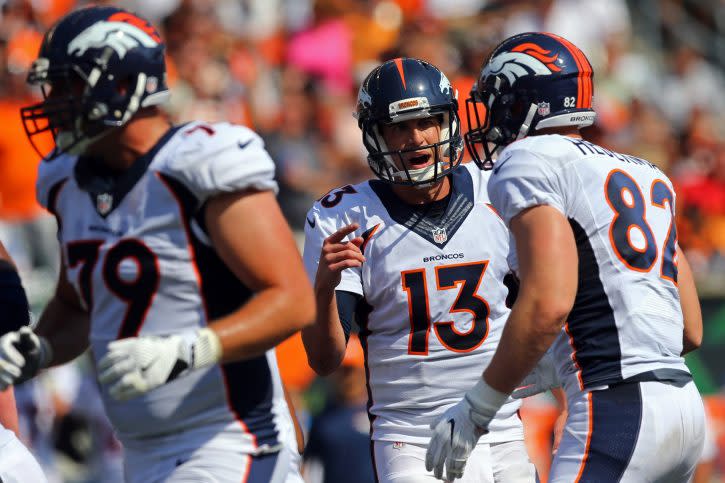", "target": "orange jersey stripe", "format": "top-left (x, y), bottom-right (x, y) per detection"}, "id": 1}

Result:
top-left (564, 320), bottom-right (585, 390)
top-left (360, 223), bottom-right (381, 255)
